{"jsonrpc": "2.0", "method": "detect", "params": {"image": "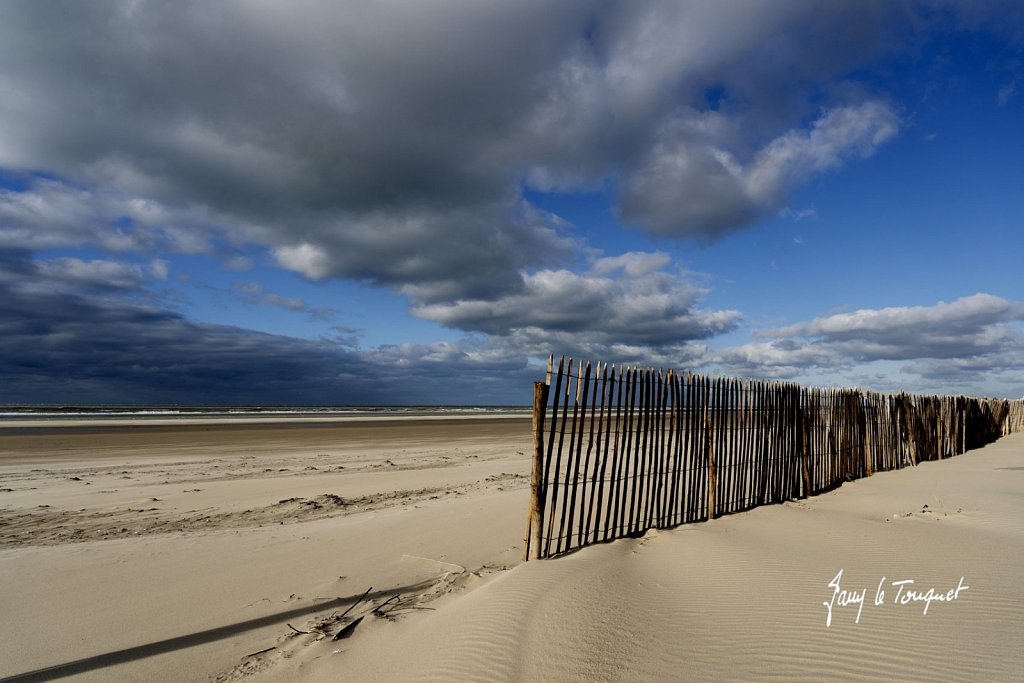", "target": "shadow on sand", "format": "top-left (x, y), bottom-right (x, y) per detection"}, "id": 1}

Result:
top-left (1, 582), bottom-right (433, 682)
